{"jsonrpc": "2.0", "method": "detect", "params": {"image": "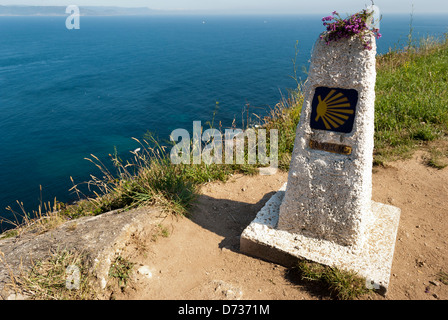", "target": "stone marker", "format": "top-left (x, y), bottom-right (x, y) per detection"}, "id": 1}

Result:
top-left (240, 32), bottom-right (401, 295)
